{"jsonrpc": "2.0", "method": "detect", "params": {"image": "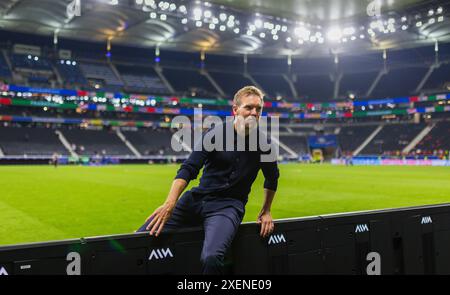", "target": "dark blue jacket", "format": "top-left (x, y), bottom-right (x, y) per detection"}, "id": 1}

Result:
top-left (175, 123), bottom-right (280, 203)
